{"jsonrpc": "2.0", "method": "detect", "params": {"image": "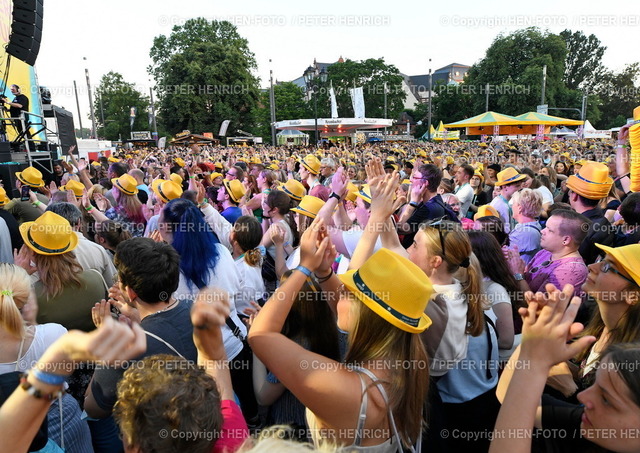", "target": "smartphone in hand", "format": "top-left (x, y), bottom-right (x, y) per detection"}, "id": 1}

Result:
top-left (20, 185), bottom-right (30, 201)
